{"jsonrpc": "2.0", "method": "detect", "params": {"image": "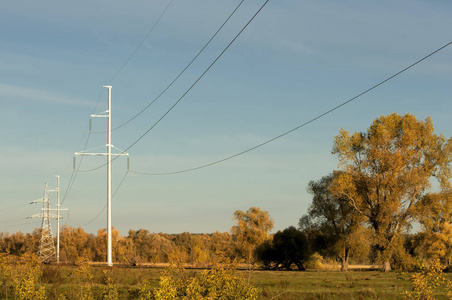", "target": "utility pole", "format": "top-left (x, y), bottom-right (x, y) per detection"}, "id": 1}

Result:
top-left (74, 85), bottom-right (129, 267)
top-left (49, 175), bottom-right (67, 263)
top-left (57, 176), bottom-right (61, 262)
top-left (106, 85), bottom-right (113, 267)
